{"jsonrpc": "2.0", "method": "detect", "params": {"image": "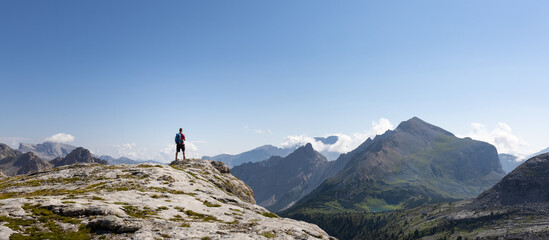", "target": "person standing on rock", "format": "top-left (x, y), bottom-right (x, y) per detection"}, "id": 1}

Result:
top-left (175, 128), bottom-right (186, 161)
